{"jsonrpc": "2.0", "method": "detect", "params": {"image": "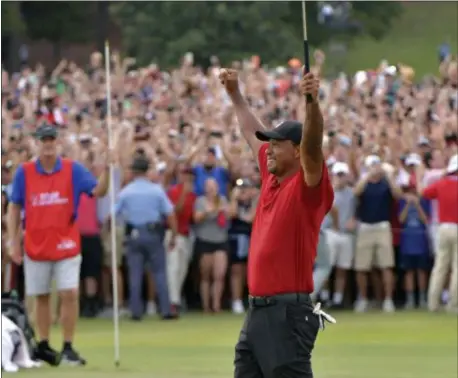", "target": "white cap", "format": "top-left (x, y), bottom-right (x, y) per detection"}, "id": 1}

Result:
top-left (446, 154), bottom-right (458, 174)
top-left (364, 155), bottom-right (381, 168)
top-left (331, 162), bottom-right (350, 175)
top-left (417, 136), bottom-right (430, 146)
top-left (405, 153), bottom-right (422, 167)
top-left (326, 156), bottom-right (337, 167)
top-left (384, 65), bottom-right (397, 76)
